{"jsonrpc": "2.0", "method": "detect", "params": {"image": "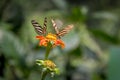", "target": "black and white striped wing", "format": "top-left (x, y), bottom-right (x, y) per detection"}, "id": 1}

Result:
top-left (31, 20), bottom-right (44, 35)
top-left (43, 17), bottom-right (47, 33)
top-left (57, 24), bottom-right (74, 37)
top-left (51, 19), bottom-right (59, 34)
